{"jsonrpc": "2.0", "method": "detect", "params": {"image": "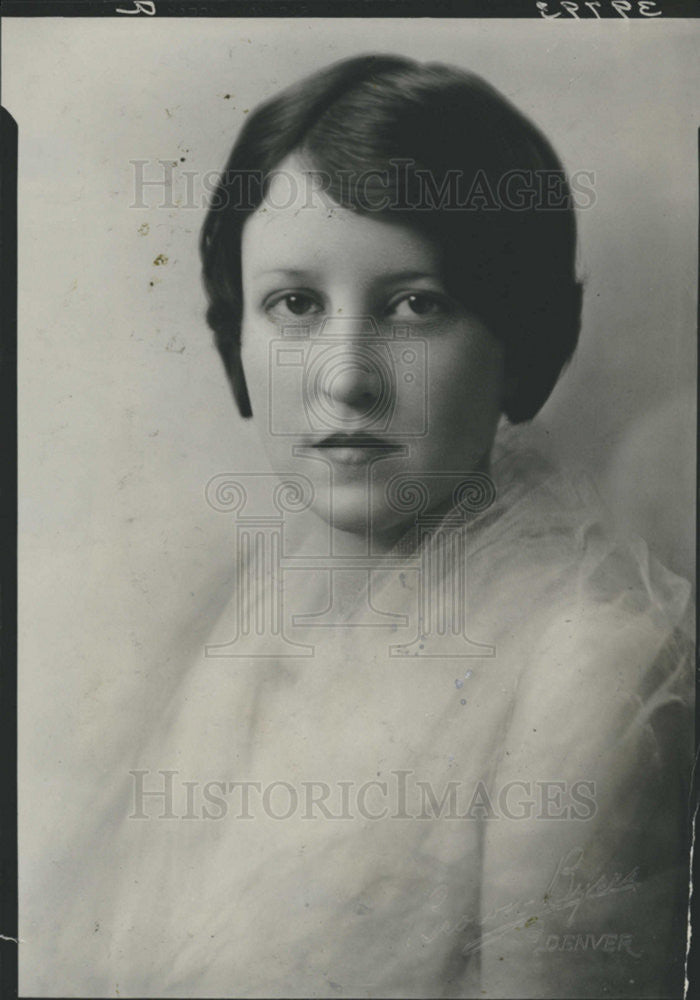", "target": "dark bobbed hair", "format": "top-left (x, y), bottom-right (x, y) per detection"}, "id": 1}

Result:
top-left (200, 54), bottom-right (583, 423)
